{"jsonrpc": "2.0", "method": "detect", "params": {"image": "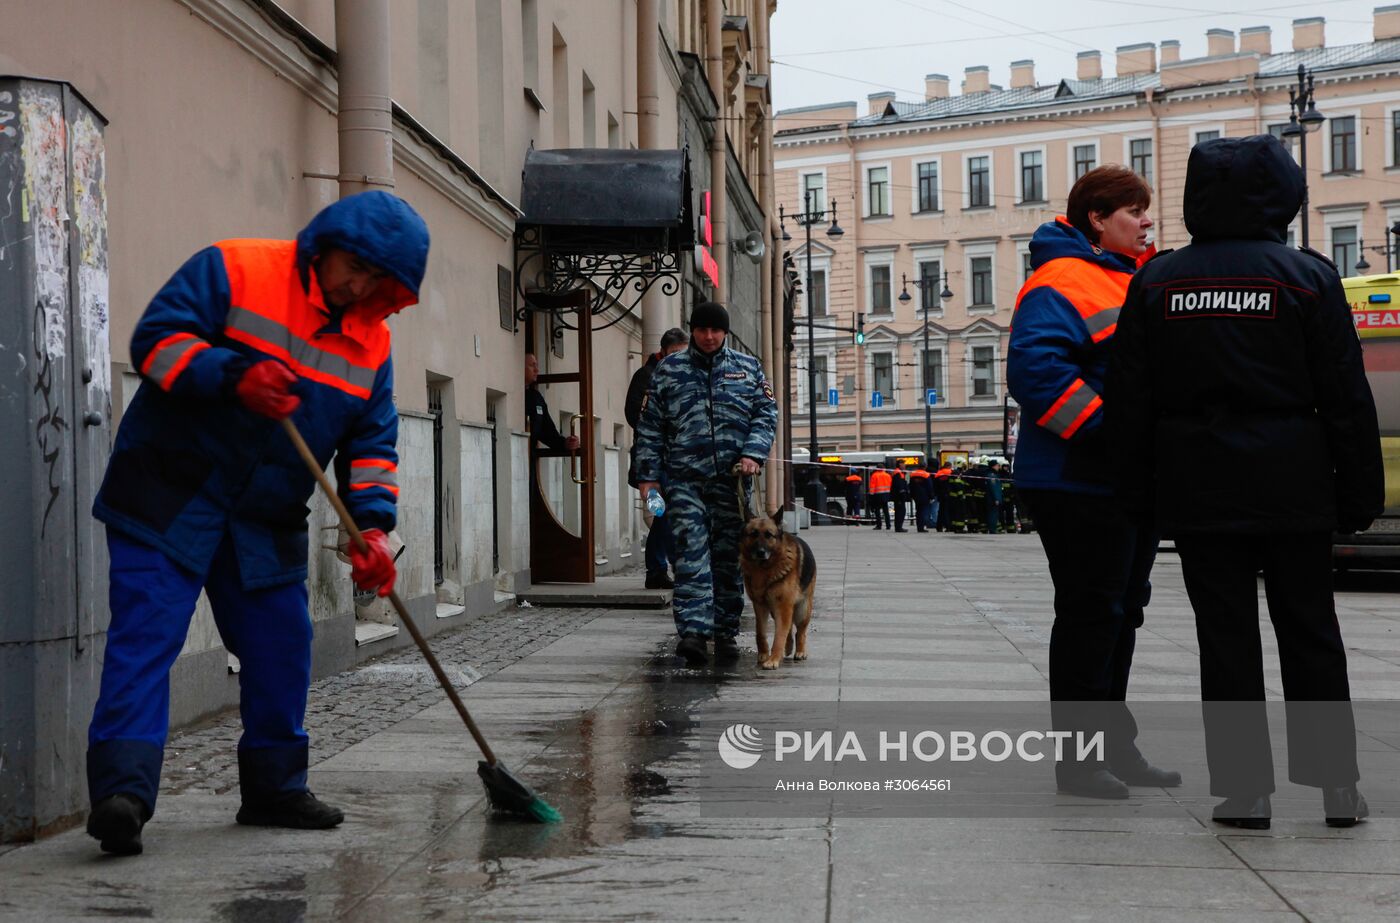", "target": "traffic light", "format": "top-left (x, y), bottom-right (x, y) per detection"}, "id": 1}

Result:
top-left (854, 312), bottom-right (866, 346)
